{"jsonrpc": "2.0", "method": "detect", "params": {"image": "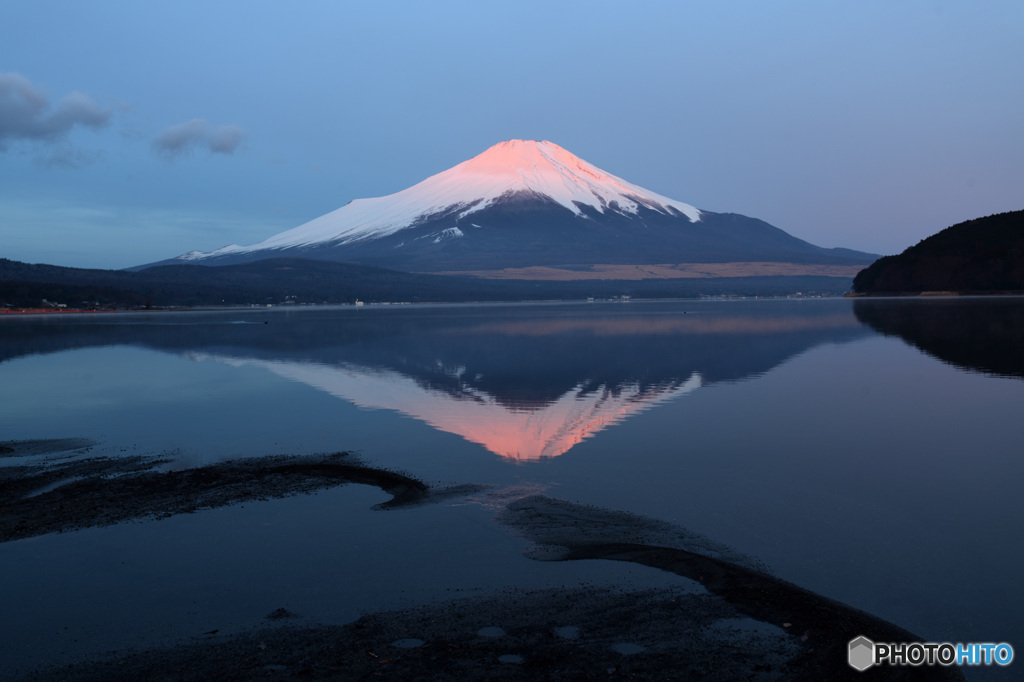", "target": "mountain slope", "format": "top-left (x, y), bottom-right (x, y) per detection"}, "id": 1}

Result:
top-left (853, 210), bottom-right (1024, 294)
top-left (146, 140), bottom-right (876, 272)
